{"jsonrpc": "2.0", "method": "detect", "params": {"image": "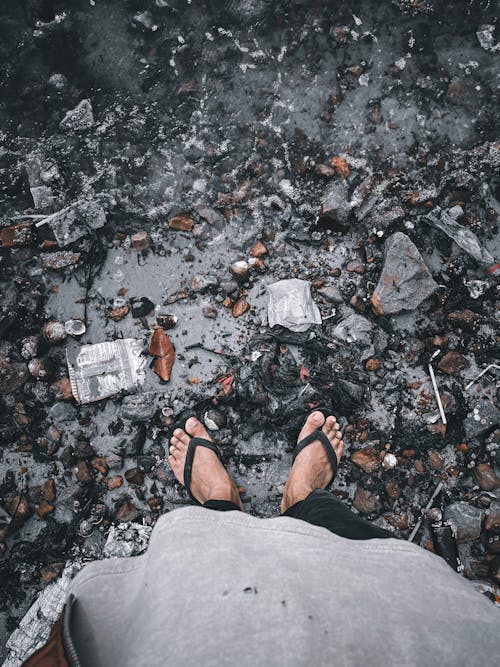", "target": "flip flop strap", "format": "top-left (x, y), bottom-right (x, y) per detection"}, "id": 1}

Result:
top-left (292, 430), bottom-right (338, 476)
top-left (184, 437), bottom-right (223, 494)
